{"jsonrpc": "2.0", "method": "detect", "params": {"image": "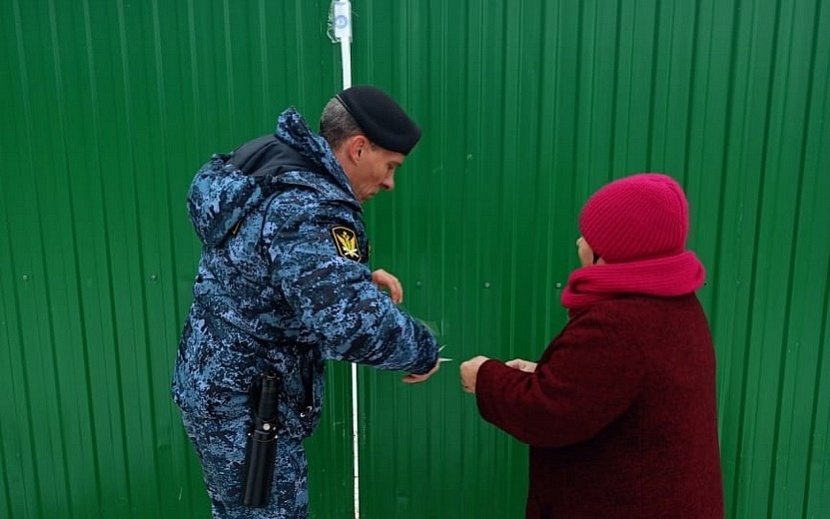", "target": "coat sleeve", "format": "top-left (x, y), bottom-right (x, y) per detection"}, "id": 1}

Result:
top-left (475, 308), bottom-right (644, 448)
top-left (268, 203), bottom-right (439, 374)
